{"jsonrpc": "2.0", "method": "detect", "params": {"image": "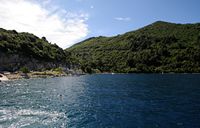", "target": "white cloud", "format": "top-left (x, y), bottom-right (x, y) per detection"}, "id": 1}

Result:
top-left (115, 17), bottom-right (131, 22)
top-left (42, 0), bottom-right (52, 6)
top-left (0, 0), bottom-right (89, 48)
